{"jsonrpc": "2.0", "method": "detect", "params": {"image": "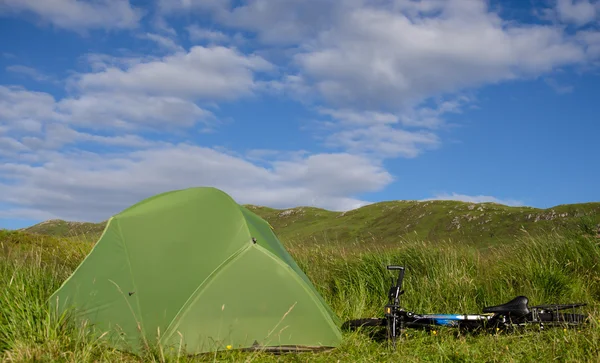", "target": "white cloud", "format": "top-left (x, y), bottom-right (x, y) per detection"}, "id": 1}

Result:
top-left (0, 86), bottom-right (58, 125)
top-left (186, 0), bottom-right (597, 162)
top-left (0, 73), bottom-right (394, 221)
top-left (555, 0), bottom-right (598, 26)
top-left (0, 136), bottom-right (28, 152)
top-left (3, 44), bottom-right (275, 135)
top-left (262, 74), bottom-right (315, 104)
top-left (219, 0), bottom-right (354, 45)
top-left (159, 0), bottom-right (362, 45)
top-left (577, 30), bottom-right (600, 59)
top-left (425, 193), bottom-right (524, 207)
top-left (319, 109), bottom-right (399, 126)
top-left (399, 97), bottom-right (472, 129)
top-left (151, 15), bottom-right (177, 36)
top-left (152, 0), bottom-right (600, 161)
top-left (57, 92), bottom-right (213, 131)
top-left (82, 53), bottom-right (155, 73)
top-left (171, 0), bottom-right (593, 109)
top-left (6, 65), bottom-right (56, 83)
top-left (187, 25), bottom-right (230, 43)
top-left (0, 144), bottom-right (393, 221)
top-left (54, 46), bottom-right (272, 133)
top-left (0, 85), bottom-right (214, 139)
top-left (325, 125), bottom-right (439, 158)
top-left (294, 3), bottom-right (586, 111)
top-left (318, 97), bottom-right (469, 130)
top-left (74, 46), bottom-right (273, 101)
top-left (313, 98), bottom-right (468, 158)
top-left (138, 33), bottom-right (183, 52)
top-left (157, 1), bottom-right (600, 111)
top-left (157, 0), bottom-right (230, 13)
top-left (271, 153), bottom-right (393, 196)
top-left (544, 77), bottom-right (574, 94)
top-left (0, 42), bottom-right (286, 206)
top-left (19, 124), bottom-right (158, 151)
top-left (0, 0), bottom-right (142, 31)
